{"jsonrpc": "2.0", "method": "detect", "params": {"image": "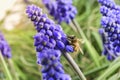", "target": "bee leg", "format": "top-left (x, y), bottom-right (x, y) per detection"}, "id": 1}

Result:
top-left (78, 39), bottom-right (85, 44)
top-left (81, 40), bottom-right (85, 44)
top-left (79, 47), bottom-right (84, 55)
